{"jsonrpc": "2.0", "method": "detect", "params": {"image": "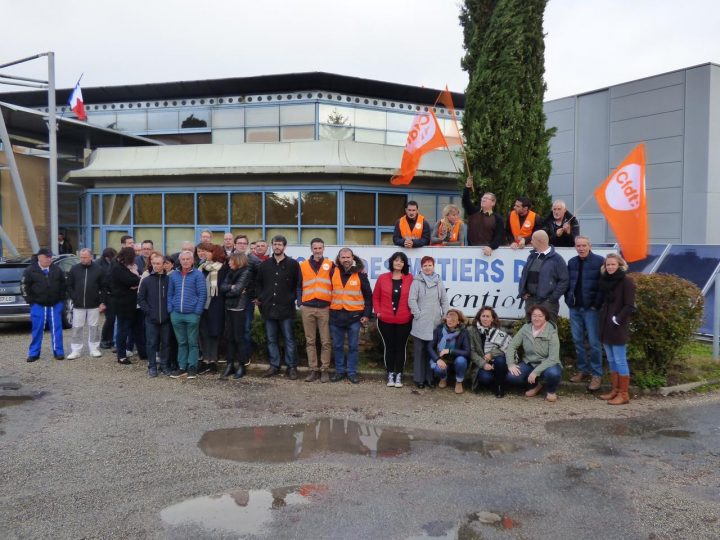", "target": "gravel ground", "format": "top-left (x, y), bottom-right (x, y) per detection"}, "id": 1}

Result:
top-left (1, 323), bottom-right (718, 539)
